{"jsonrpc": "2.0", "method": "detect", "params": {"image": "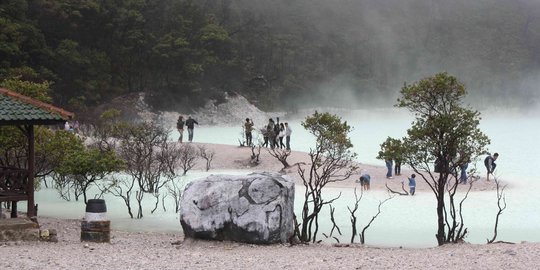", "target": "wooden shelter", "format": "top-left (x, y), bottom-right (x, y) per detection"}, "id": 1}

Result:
top-left (0, 87), bottom-right (73, 218)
